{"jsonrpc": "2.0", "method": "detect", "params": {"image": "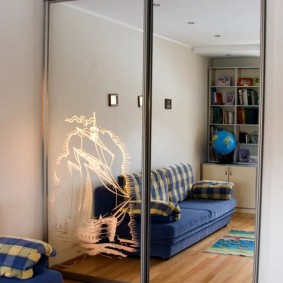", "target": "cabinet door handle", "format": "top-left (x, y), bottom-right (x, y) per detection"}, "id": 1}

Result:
top-left (229, 168), bottom-right (232, 176)
top-left (225, 169), bottom-right (228, 175)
